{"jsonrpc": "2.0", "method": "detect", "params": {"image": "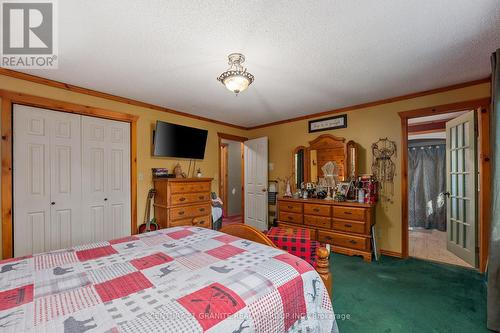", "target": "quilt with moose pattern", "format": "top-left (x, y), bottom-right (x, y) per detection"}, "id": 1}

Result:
top-left (0, 226), bottom-right (338, 332)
